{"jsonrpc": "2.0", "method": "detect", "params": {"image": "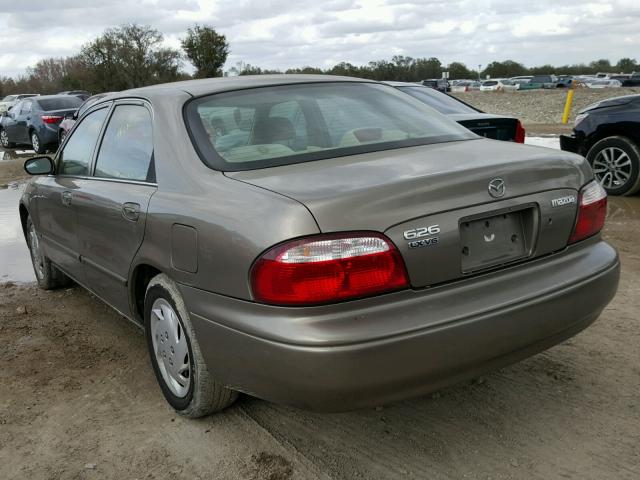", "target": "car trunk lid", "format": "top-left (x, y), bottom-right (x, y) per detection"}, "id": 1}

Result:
top-left (227, 139), bottom-right (591, 286)
top-left (449, 114), bottom-right (519, 142)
